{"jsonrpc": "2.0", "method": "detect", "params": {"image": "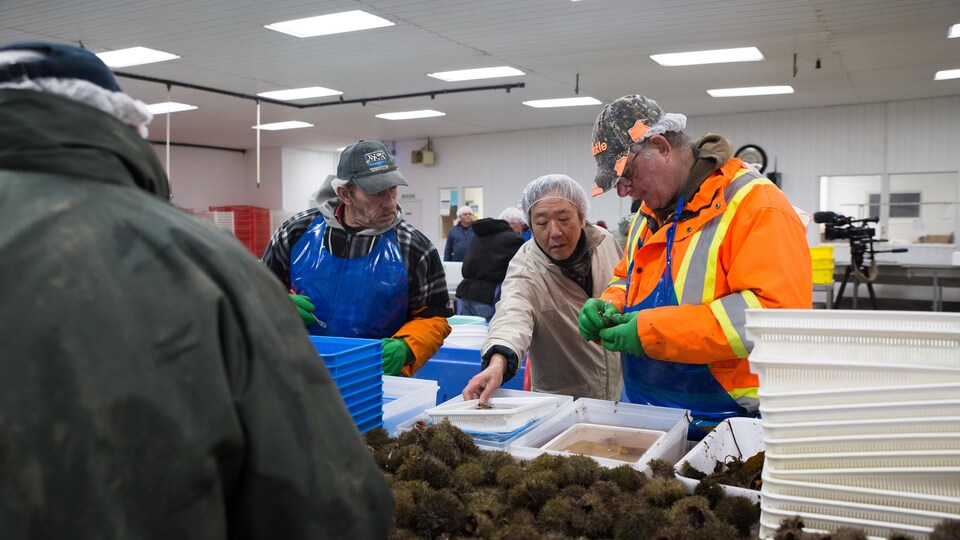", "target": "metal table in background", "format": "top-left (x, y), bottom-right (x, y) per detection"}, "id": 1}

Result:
top-left (900, 264), bottom-right (960, 312)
